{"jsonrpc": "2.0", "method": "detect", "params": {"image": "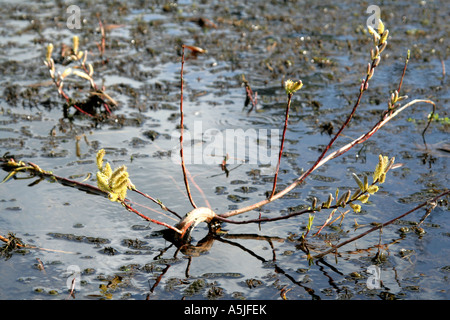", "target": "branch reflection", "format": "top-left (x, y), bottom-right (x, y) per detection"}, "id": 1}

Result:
top-left (153, 229), bottom-right (326, 299)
